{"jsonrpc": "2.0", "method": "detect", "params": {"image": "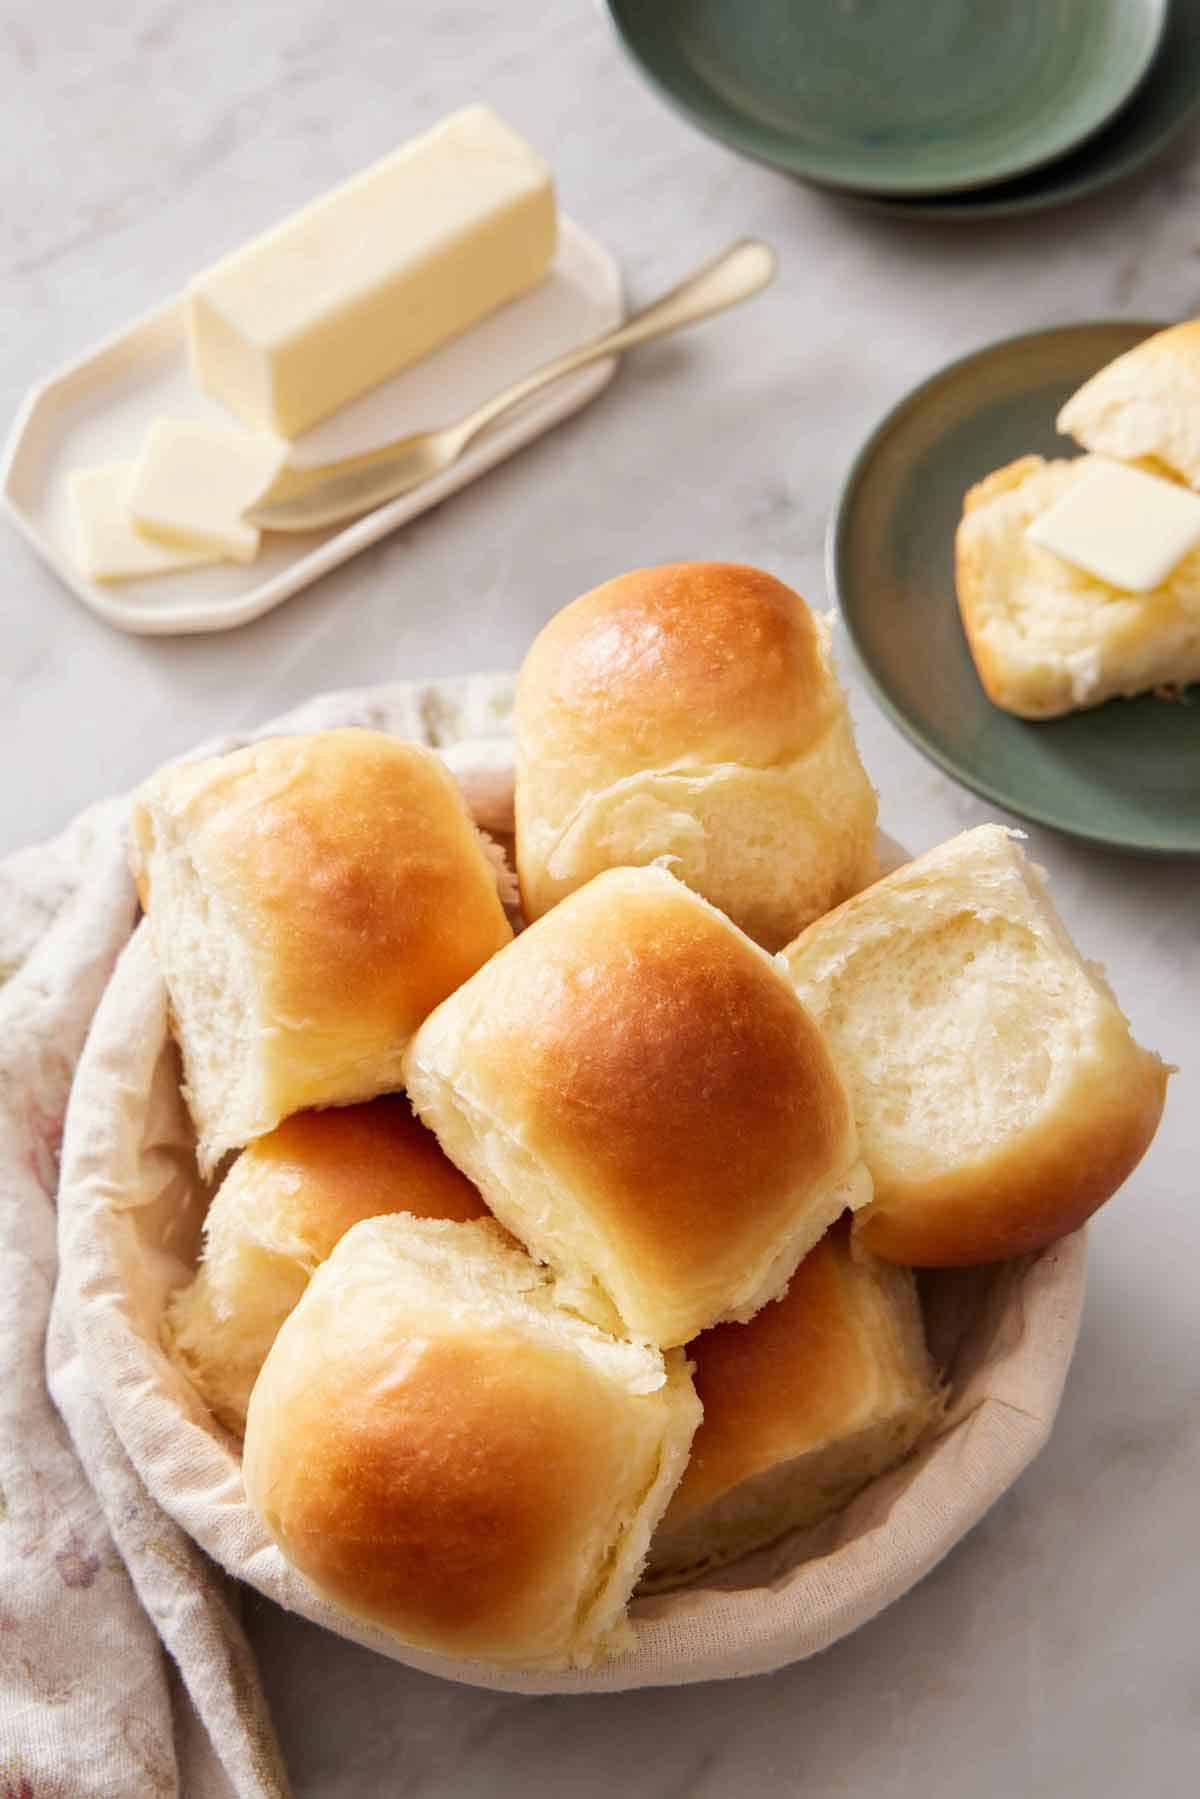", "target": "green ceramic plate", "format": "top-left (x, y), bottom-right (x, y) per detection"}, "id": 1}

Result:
top-left (854, 0), bottom-right (1200, 219)
top-left (829, 322), bottom-right (1200, 856)
top-left (605, 0), bottom-right (1166, 198)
